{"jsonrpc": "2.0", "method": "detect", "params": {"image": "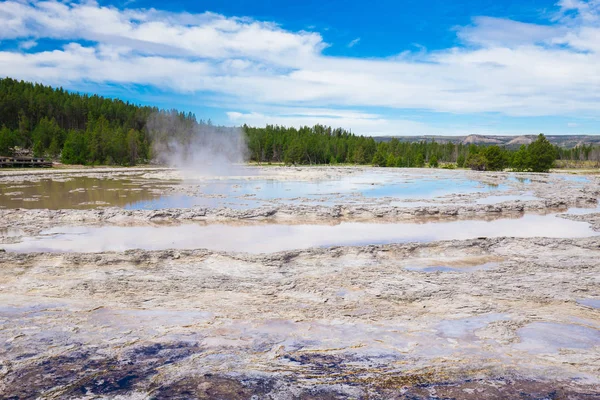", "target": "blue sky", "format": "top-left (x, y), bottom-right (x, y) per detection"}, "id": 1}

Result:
top-left (0, 0), bottom-right (599, 136)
